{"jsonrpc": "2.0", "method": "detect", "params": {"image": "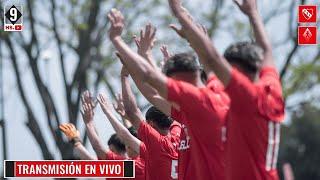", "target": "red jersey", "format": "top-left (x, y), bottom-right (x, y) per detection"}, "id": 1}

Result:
top-left (103, 150), bottom-right (126, 160)
top-left (101, 151), bottom-right (126, 180)
top-left (167, 75), bottom-right (230, 180)
top-left (225, 67), bottom-right (285, 180)
top-left (138, 122), bottom-right (179, 180)
top-left (102, 151), bottom-right (145, 180)
top-left (131, 156), bottom-right (145, 180)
